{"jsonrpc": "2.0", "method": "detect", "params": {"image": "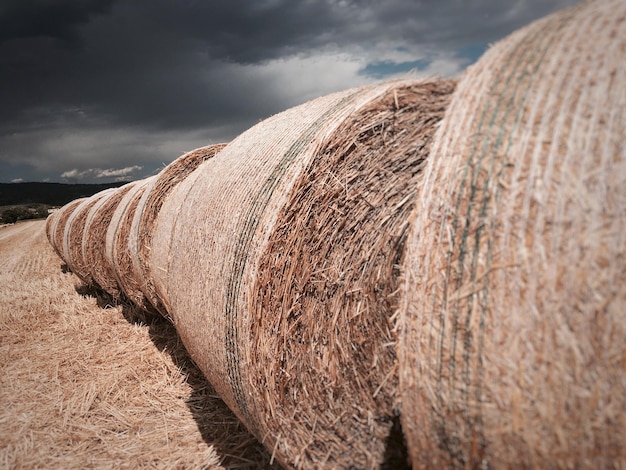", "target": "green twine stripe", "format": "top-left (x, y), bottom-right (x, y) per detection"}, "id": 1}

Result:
top-left (224, 90), bottom-right (363, 433)
top-left (432, 6), bottom-right (580, 464)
